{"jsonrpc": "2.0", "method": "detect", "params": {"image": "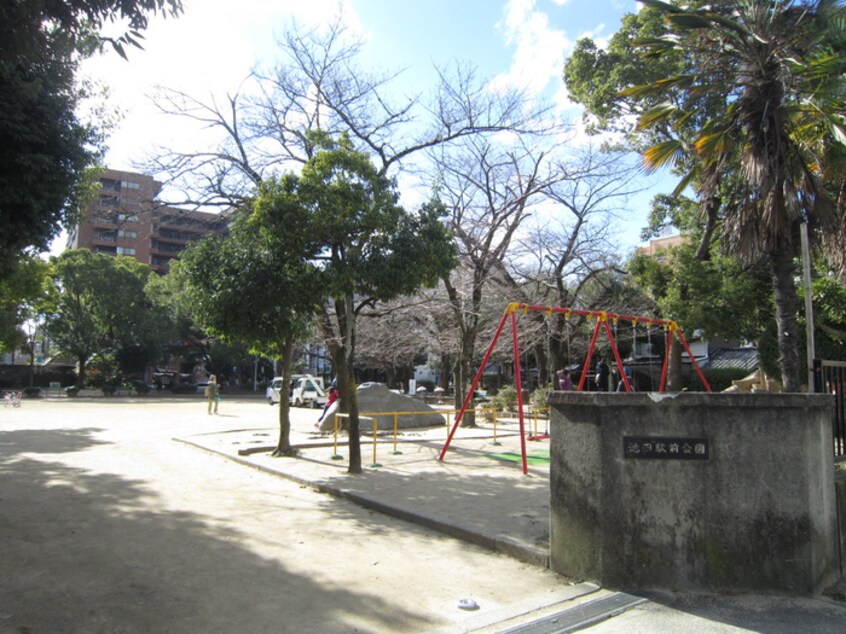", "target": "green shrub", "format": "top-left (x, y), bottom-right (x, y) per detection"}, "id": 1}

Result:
top-left (22, 386), bottom-right (41, 398)
top-left (490, 385), bottom-right (518, 412)
top-left (530, 385), bottom-right (553, 409)
top-left (65, 386), bottom-right (79, 397)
